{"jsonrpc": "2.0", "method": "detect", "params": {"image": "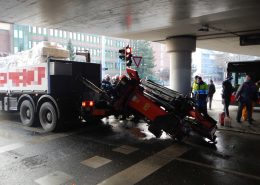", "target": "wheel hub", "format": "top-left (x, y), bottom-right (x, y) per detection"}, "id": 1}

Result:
top-left (26, 109), bottom-right (31, 119)
top-left (46, 112), bottom-right (52, 123)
